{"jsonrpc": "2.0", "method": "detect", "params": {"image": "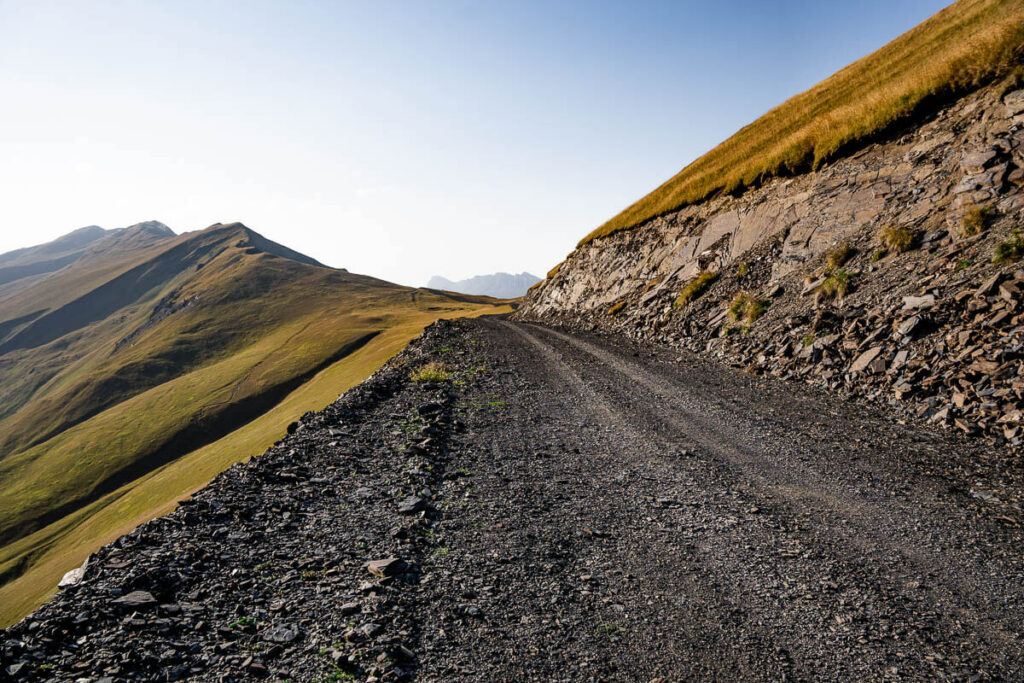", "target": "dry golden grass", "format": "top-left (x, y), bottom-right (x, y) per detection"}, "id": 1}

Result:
top-left (673, 270), bottom-right (718, 309)
top-left (881, 225), bottom-right (917, 252)
top-left (0, 303), bottom-right (508, 627)
top-left (581, 0), bottom-right (1024, 246)
top-left (962, 204), bottom-right (996, 235)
